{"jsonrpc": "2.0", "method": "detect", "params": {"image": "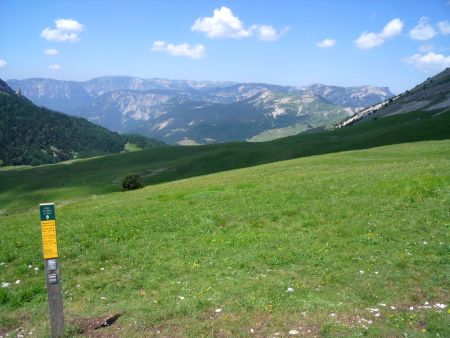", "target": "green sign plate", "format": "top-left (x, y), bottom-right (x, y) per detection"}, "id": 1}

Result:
top-left (40, 203), bottom-right (55, 221)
